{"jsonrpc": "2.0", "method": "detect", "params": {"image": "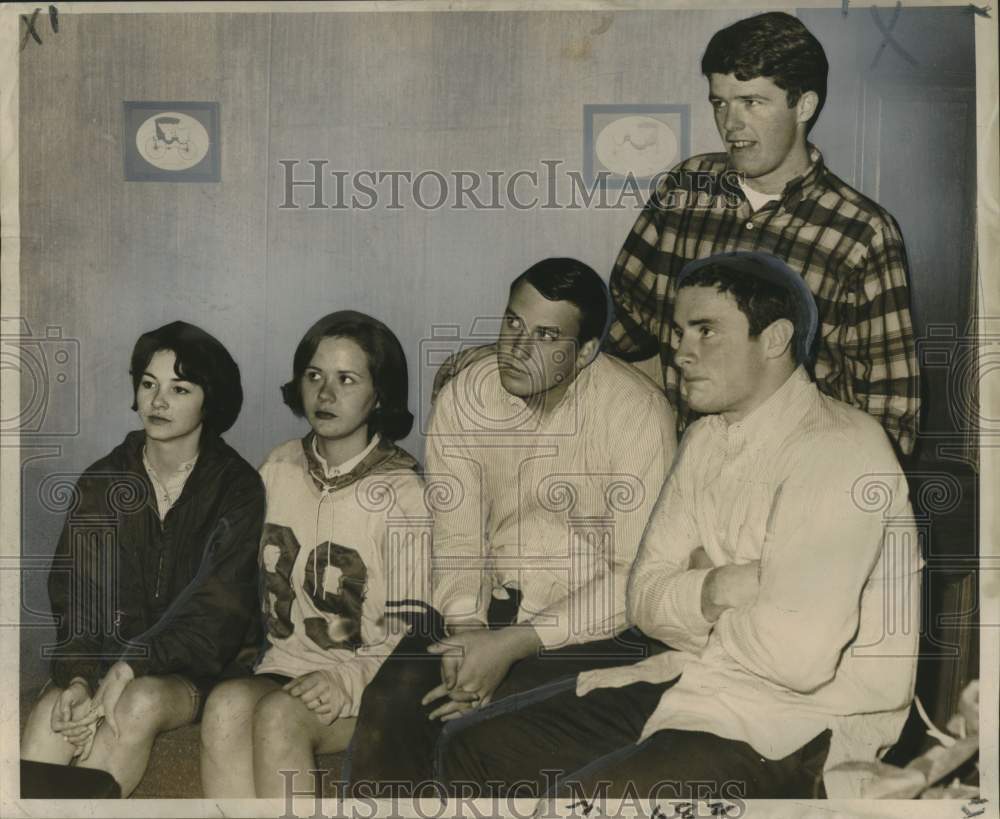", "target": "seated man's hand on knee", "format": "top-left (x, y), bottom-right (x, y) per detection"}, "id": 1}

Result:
top-left (421, 635), bottom-right (477, 721)
top-left (419, 621), bottom-right (483, 719)
top-left (424, 626), bottom-right (543, 721)
top-left (422, 680), bottom-right (481, 722)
